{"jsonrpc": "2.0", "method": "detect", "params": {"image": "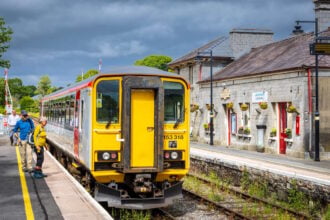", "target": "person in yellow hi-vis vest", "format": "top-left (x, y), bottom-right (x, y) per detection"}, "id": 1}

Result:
top-left (33, 117), bottom-right (48, 178)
